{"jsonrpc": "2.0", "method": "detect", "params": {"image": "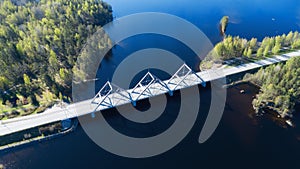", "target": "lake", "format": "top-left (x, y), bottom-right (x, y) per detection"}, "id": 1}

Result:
top-left (1, 0), bottom-right (300, 168)
top-left (2, 82), bottom-right (300, 169)
top-left (108, 0), bottom-right (300, 43)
